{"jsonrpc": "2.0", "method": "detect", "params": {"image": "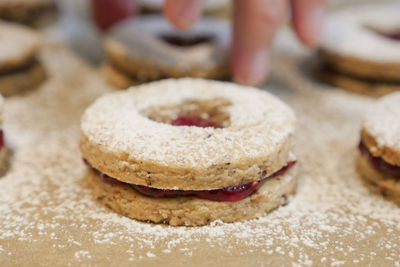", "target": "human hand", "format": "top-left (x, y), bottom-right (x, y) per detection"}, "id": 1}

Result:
top-left (92, 0), bottom-right (326, 86)
top-left (165, 0), bottom-right (326, 86)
